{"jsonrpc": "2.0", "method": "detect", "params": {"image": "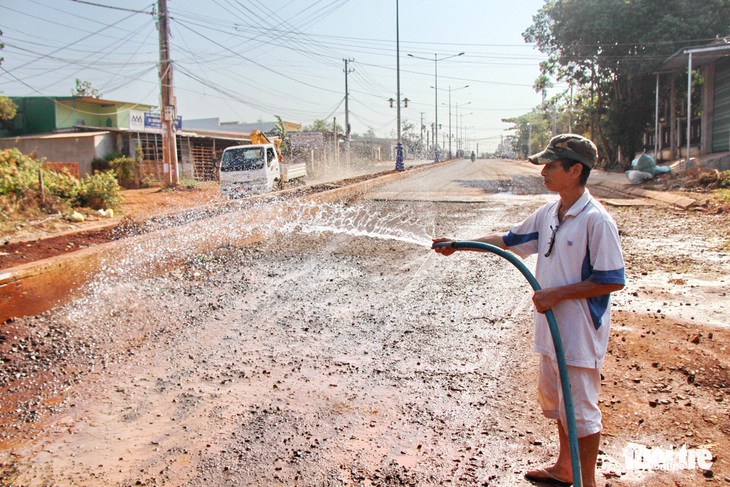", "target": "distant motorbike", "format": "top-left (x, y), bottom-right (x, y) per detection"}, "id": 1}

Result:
top-left (470, 152), bottom-right (476, 162)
